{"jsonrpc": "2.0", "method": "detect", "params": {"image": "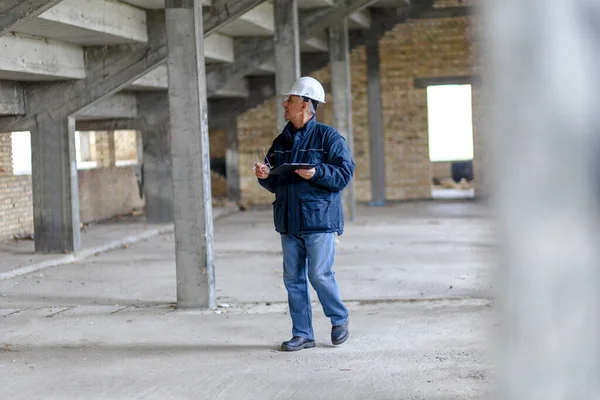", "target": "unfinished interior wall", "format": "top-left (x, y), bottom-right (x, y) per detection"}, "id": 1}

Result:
top-left (114, 130), bottom-right (138, 162)
top-left (95, 131), bottom-right (116, 168)
top-left (379, 16), bottom-right (474, 200)
top-left (78, 166), bottom-right (144, 223)
top-left (432, 162), bottom-right (453, 181)
top-left (237, 13), bottom-right (477, 205)
top-left (0, 130), bottom-right (146, 241)
top-left (0, 133), bottom-right (33, 240)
